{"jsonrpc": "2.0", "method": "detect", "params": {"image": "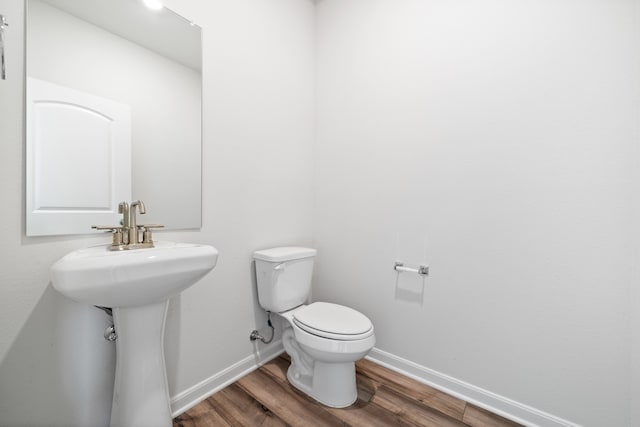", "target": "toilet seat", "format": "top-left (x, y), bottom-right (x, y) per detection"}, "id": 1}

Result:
top-left (293, 302), bottom-right (374, 341)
